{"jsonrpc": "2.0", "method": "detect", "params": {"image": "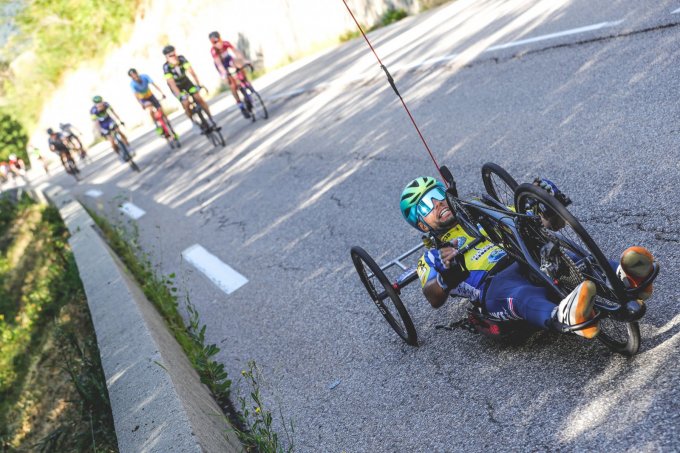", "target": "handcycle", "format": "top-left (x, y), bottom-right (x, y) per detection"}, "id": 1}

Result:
top-left (228, 63), bottom-right (268, 122)
top-left (350, 162), bottom-right (659, 356)
top-left (188, 87), bottom-right (225, 147)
